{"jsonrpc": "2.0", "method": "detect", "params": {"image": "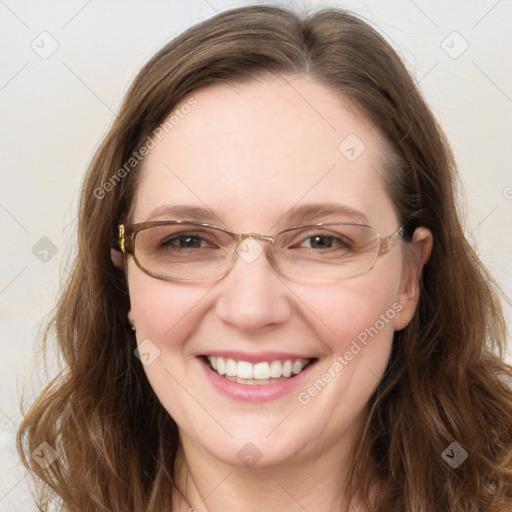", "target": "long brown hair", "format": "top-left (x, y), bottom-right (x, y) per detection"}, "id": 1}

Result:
top-left (18, 5), bottom-right (512, 511)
